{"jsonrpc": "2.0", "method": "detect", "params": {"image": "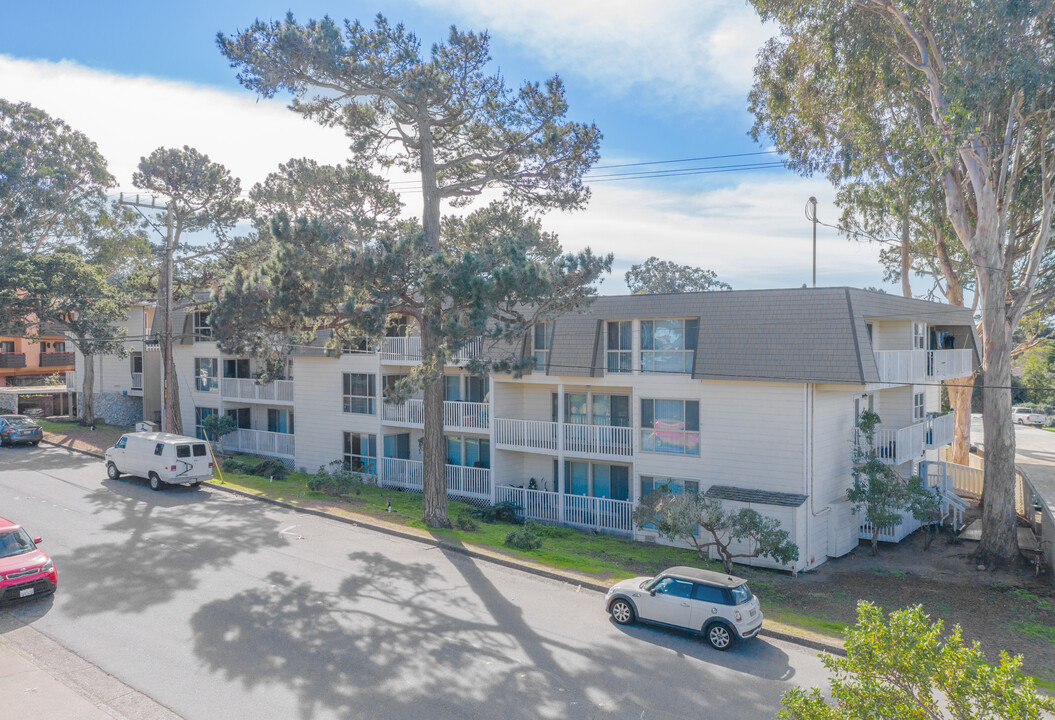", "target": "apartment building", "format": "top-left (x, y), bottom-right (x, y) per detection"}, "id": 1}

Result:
top-left (167, 287), bottom-right (977, 572)
top-left (0, 328), bottom-right (74, 388)
top-left (71, 302), bottom-right (161, 426)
